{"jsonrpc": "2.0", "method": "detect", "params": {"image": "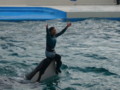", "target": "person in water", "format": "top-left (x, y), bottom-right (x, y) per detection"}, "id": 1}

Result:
top-left (46, 22), bottom-right (71, 74)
